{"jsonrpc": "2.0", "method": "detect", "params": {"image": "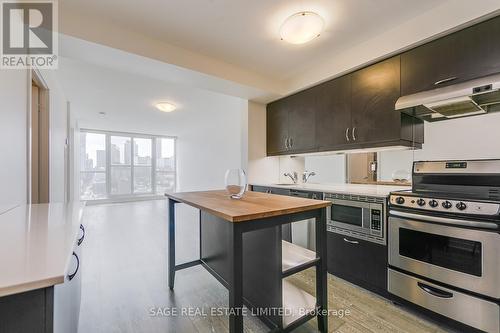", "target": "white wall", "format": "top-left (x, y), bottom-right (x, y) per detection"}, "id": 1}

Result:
top-left (357, 113), bottom-right (500, 182)
top-left (378, 150), bottom-right (414, 181)
top-left (247, 101), bottom-right (279, 184)
top-left (305, 155), bottom-right (346, 184)
top-left (0, 70), bottom-right (28, 210)
top-left (416, 112), bottom-right (500, 161)
top-left (0, 69), bottom-right (68, 209)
